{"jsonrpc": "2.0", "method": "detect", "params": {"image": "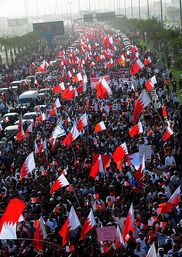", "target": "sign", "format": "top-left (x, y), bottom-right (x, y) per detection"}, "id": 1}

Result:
top-left (33, 21), bottom-right (64, 36)
top-left (96, 226), bottom-right (116, 242)
top-left (90, 75), bottom-right (110, 88)
top-left (33, 21), bottom-right (64, 48)
top-left (84, 14), bottom-right (93, 23)
top-left (96, 12), bottom-right (115, 21)
top-left (139, 144), bottom-right (153, 161)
